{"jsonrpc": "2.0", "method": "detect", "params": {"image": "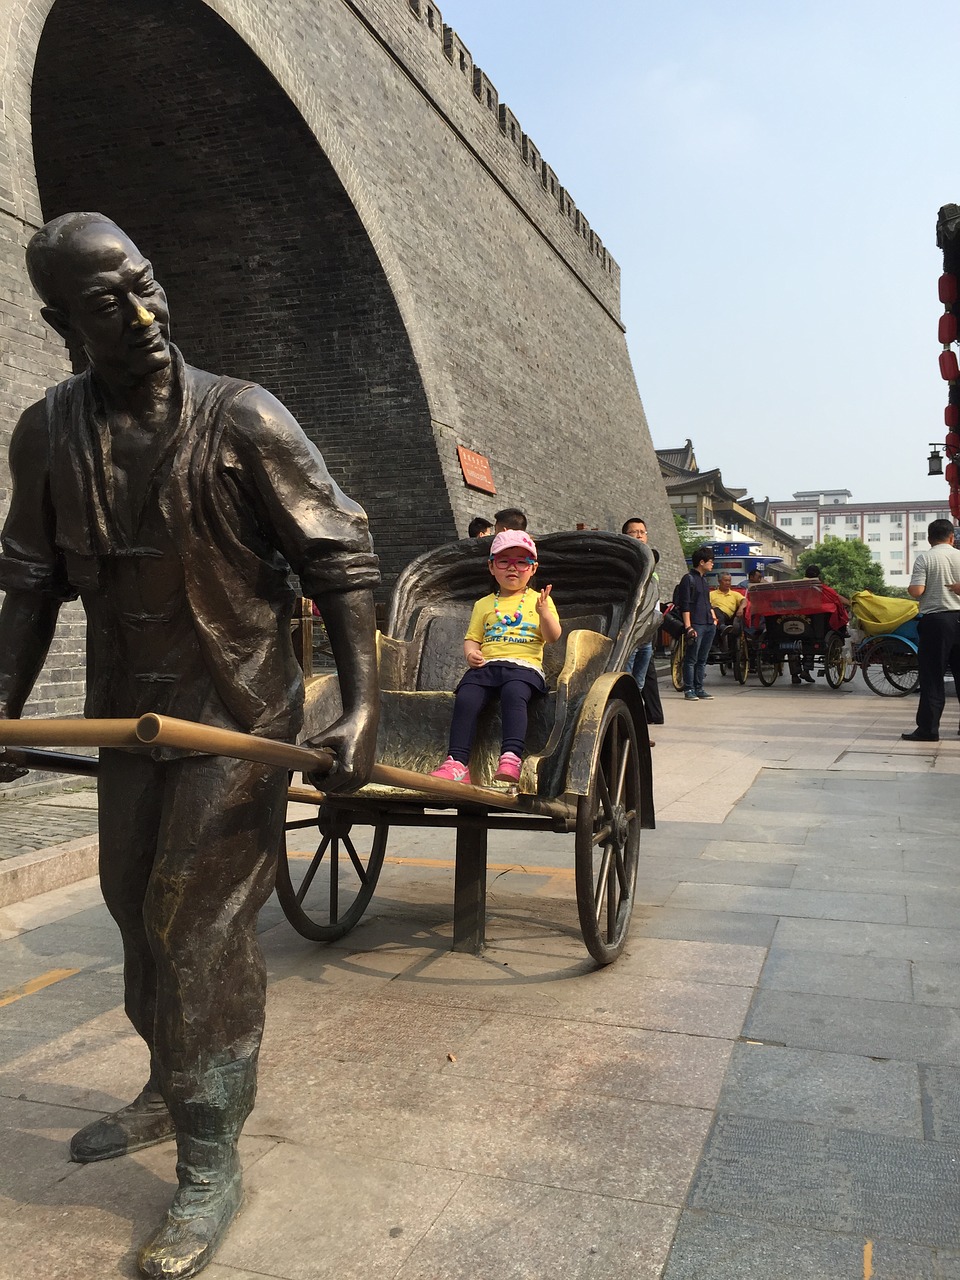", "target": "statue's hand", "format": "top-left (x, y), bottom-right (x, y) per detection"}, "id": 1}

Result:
top-left (304, 708), bottom-right (378, 793)
top-left (0, 748), bottom-right (28, 784)
top-left (0, 712), bottom-right (28, 783)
